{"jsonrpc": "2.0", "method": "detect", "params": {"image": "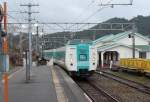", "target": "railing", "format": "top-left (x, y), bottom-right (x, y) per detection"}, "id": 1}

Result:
top-left (120, 58), bottom-right (150, 72)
